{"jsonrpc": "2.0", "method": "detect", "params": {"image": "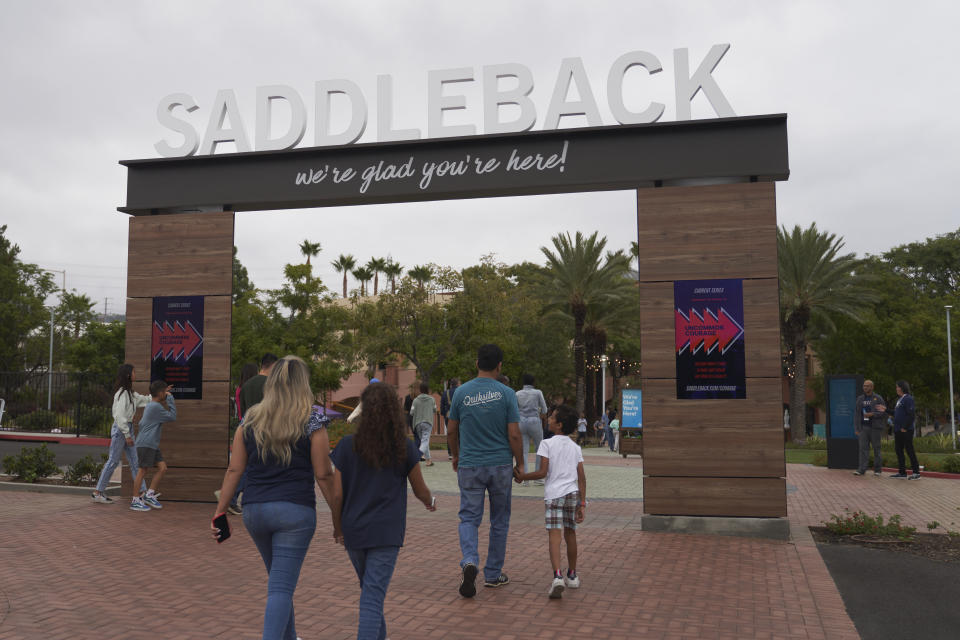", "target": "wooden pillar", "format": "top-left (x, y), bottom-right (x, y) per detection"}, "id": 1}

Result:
top-left (637, 183), bottom-right (785, 519)
top-left (122, 212), bottom-right (234, 501)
